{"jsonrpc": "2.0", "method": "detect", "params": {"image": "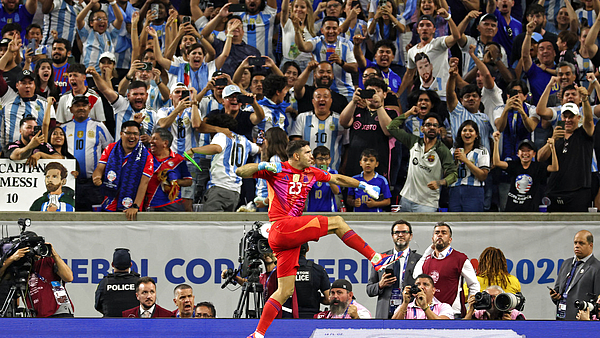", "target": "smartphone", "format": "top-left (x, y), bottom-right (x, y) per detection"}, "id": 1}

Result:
top-left (181, 90), bottom-right (190, 100)
top-left (151, 3), bottom-right (160, 14)
top-left (214, 78), bottom-right (228, 87)
top-left (238, 95), bottom-right (254, 104)
top-left (28, 38), bottom-right (36, 51)
top-left (248, 57), bottom-right (265, 67)
top-left (182, 16), bottom-right (192, 24)
top-left (141, 62), bottom-right (153, 71)
top-left (507, 89), bottom-right (518, 98)
top-left (33, 126), bottom-right (42, 135)
top-left (379, 0), bottom-right (387, 7)
top-left (384, 266), bottom-right (394, 275)
top-left (557, 120), bottom-right (565, 129)
top-left (256, 130), bottom-right (265, 145)
top-left (229, 3), bottom-right (246, 12)
top-left (360, 89), bottom-right (375, 99)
